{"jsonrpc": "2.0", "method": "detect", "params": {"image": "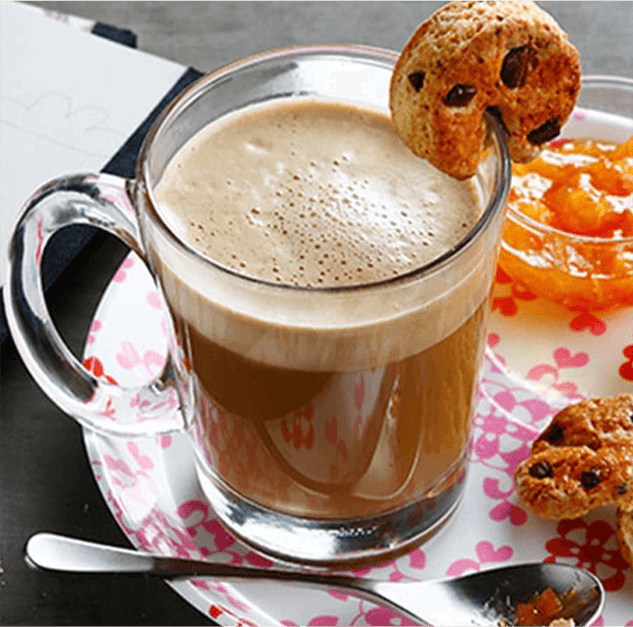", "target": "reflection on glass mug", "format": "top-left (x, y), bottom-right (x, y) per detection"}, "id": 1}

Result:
top-left (5, 46), bottom-right (510, 565)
